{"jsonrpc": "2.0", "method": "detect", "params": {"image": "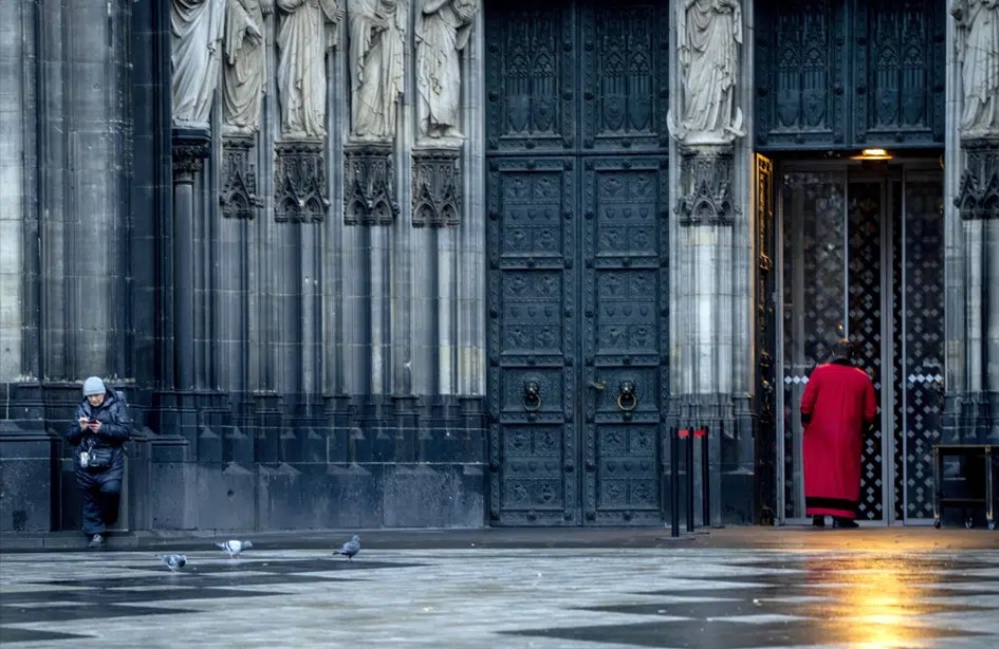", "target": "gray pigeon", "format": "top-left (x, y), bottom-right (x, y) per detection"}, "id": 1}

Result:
top-left (157, 554), bottom-right (187, 572)
top-left (333, 535), bottom-right (361, 560)
top-left (216, 539), bottom-right (253, 558)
